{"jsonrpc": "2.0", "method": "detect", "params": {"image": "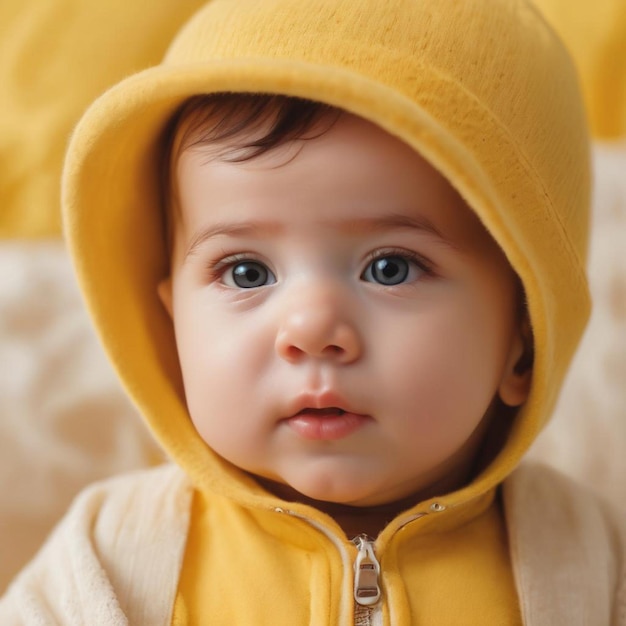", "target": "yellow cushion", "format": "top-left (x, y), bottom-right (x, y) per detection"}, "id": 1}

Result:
top-left (534, 0), bottom-right (626, 138)
top-left (0, 1), bottom-right (205, 238)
